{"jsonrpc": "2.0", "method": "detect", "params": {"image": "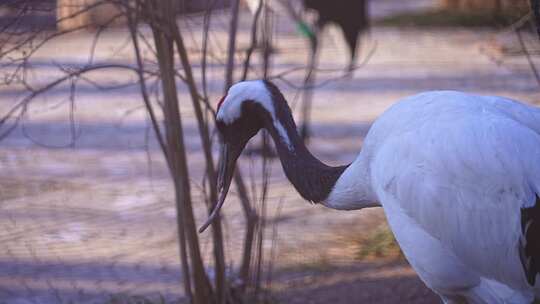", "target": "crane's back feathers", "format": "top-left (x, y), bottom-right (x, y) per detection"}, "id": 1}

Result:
top-left (357, 91), bottom-right (540, 300)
